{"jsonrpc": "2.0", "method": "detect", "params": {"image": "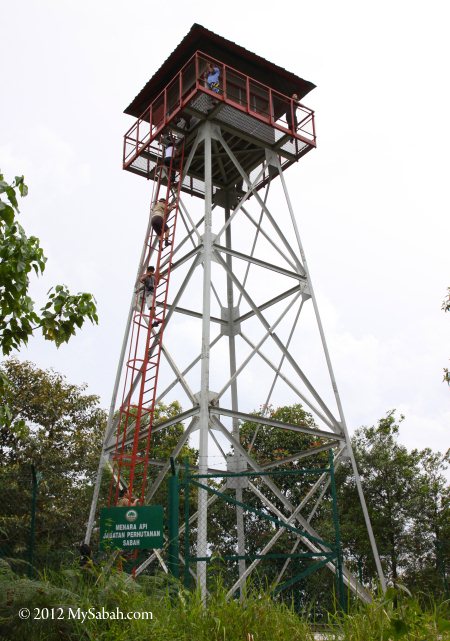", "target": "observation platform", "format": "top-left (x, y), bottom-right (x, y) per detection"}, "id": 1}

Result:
top-left (123, 35), bottom-right (316, 200)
